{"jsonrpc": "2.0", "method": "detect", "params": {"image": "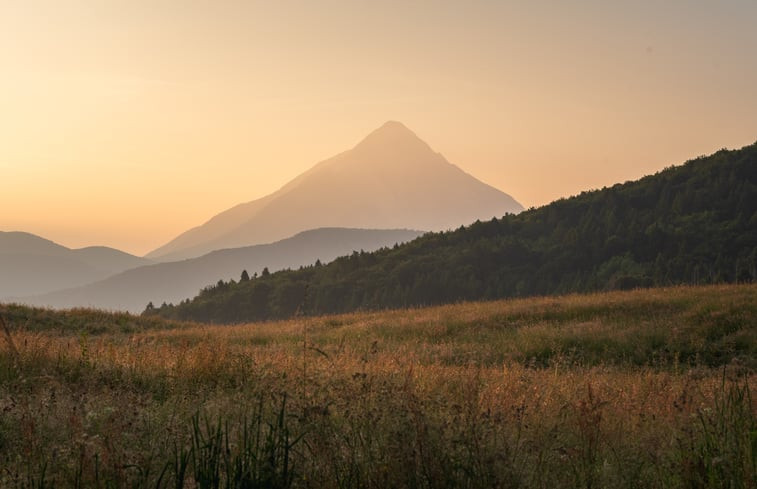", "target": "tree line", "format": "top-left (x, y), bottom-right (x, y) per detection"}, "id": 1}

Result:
top-left (146, 142), bottom-right (757, 323)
